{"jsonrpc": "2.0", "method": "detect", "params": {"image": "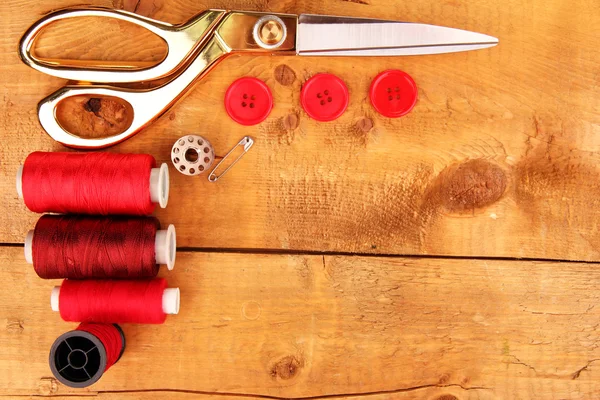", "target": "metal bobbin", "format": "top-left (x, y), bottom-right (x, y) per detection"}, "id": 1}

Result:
top-left (171, 135), bottom-right (215, 176)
